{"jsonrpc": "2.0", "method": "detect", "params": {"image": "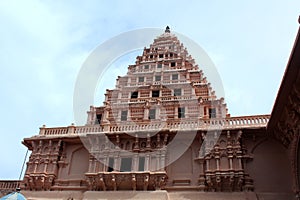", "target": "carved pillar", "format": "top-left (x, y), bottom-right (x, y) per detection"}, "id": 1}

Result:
top-left (206, 158), bottom-right (210, 172)
top-left (174, 106), bottom-right (178, 119)
top-left (156, 153), bottom-right (161, 171)
top-left (215, 146), bottom-right (220, 171)
top-left (103, 108), bottom-right (109, 123)
top-left (133, 154), bottom-right (138, 171)
top-left (145, 154), bottom-right (150, 171)
top-left (87, 106), bottom-right (96, 125)
top-left (88, 156), bottom-right (94, 174)
top-left (116, 135), bottom-right (120, 150)
top-left (163, 134), bottom-right (168, 147)
top-left (198, 159), bottom-right (206, 191)
top-left (43, 160), bottom-right (48, 173)
top-left (146, 134), bottom-right (151, 150)
top-left (144, 105), bottom-right (150, 120)
top-left (133, 134), bottom-right (139, 151)
top-left (114, 156), bottom-right (119, 172)
top-left (157, 133), bottom-right (161, 148)
top-left (160, 151), bottom-right (166, 170)
top-left (132, 174), bottom-right (137, 191)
